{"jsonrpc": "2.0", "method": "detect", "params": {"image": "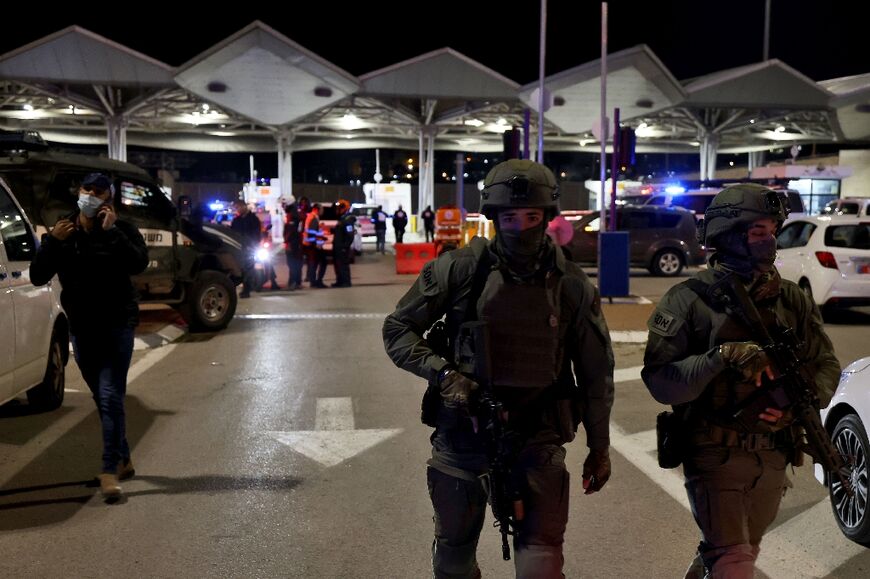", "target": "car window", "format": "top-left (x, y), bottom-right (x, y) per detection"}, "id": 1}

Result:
top-left (777, 222), bottom-right (815, 249)
top-left (839, 203), bottom-right (860, 215)
top-left (0, 184), bottom-right (36, 262)
top-left (117, 180), bottom-right (174, 225)
top-left (671, 195), bottom-right (712, 214)
top-left (655, 213), bottom-right (682, 228)
top-left (582, 215), bottom-right (601, 232)
top-left (622, 211), bottom-right (655, 229)
top-left (825, 224), bottom-right (870, 250)
top-left (646, 195), bottom-right (667, 206)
